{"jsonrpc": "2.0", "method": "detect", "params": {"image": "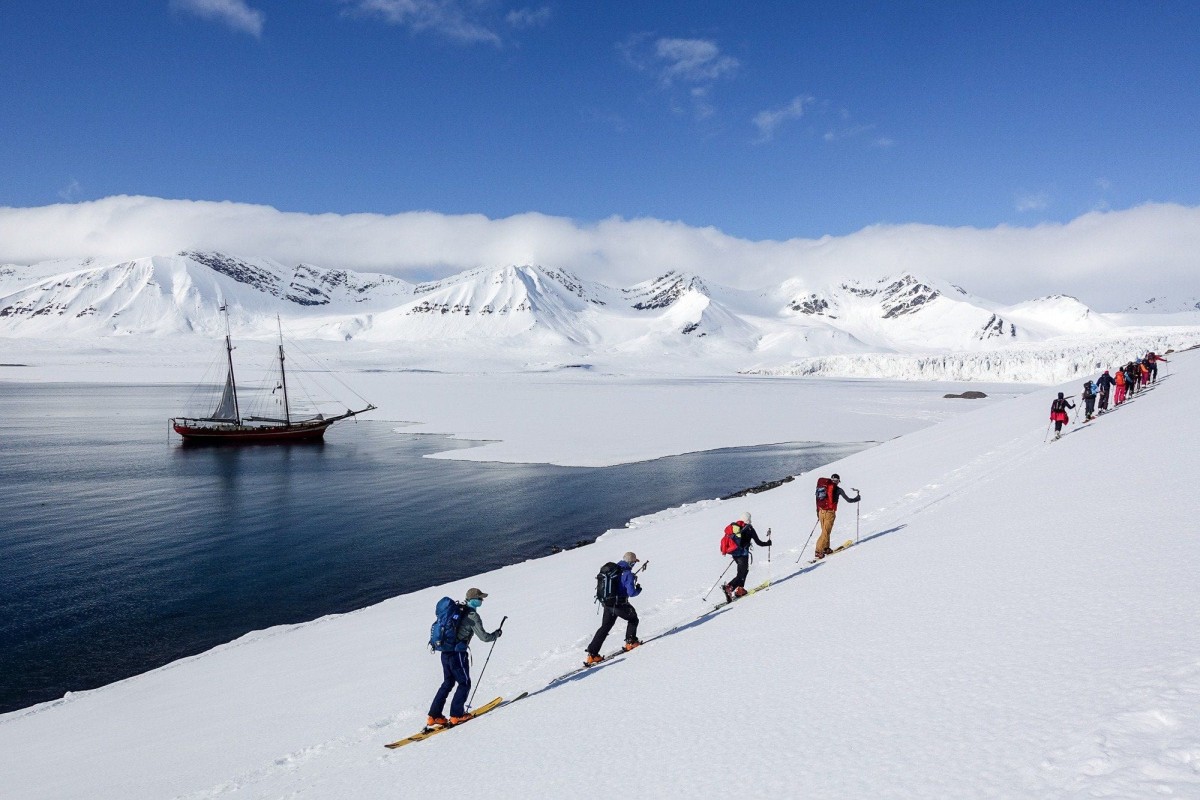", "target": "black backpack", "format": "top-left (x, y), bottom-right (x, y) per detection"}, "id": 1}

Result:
top-left (1051, 398), bottom-right (1066, 413)
top-left (596, 562), bottom-right (622, 604)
